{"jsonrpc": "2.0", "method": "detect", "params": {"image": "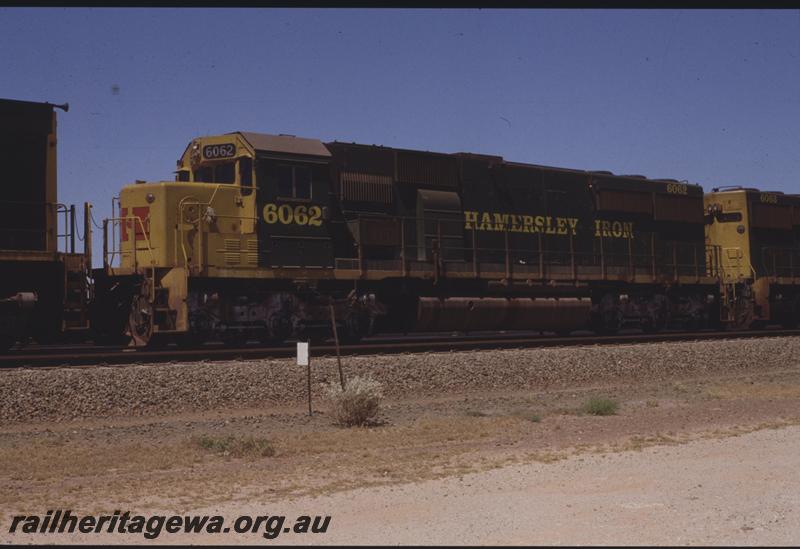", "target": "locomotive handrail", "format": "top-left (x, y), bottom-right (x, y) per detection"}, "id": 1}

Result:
top-left (0, 200), bottom-right (81, 254)
top-left (338, 211), bottom-right (723, 284)
top-left (55, 203), bottom-right (77, 254)
top-left (759, 245), bottom-right (800, 279)
top-left (177, 196), bottom-right (205, 269)
top-left (102, 214), bottom-right (155, 272)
